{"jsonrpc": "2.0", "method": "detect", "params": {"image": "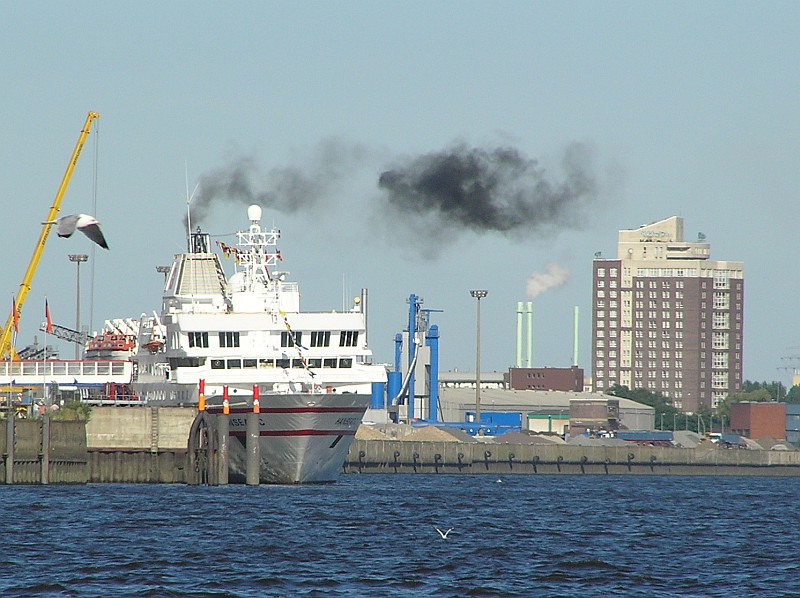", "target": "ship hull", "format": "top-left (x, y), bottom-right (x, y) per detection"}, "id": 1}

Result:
top-left (207, 391), bottom-right (369, 484)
